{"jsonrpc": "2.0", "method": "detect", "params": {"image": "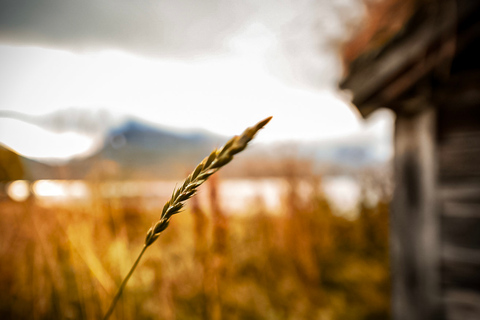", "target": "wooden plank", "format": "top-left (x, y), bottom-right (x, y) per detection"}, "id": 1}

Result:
top-left (391, 107), bottom-right (442, 320)
top-left (340, 1), bottom-right (480, 116)
top-left (440, 185), bottom-right (480, 203)
top-left (343, 19), bottom-right (447, 112)
top-left (441, 216), bottom-right (480, 249)
top-left (442, 246), bottom-right (480, 291)
top-left (442, 245), bottom-right (480, 265)
top-left (443, 289), bottom-right (480, 320)
top-left (442, 202), bottom-right (480, 218)
top-left (437, 102), bottom-right (480, 182)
